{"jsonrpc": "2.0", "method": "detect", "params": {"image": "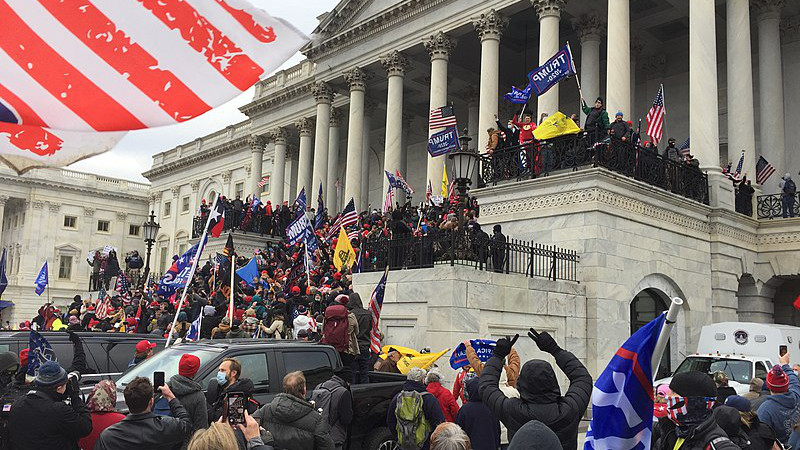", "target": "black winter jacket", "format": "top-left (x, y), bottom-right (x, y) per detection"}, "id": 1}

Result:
top-left (455, 378), bottom-right (500, 450)
top-left (206, 377), bottom-right (256, 423)
top-left (478, 349), bottom-right (592, 450)
top-left (254, 393), bottom-right (335, 450)
top-left (347, 293), bottom-right (372, 353)
top-left (95, 398), bottom-right (193, 450)
top-left (8, 388), bottom-right (92, 450)
top-left (387, 380), bottom-right (445, 450)
top-left (168, 374), bottom-right (208, 438)
top-left (652, 414), bottom-right (741, 450)
top-left (311, 375), bottom-right (353, 447)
